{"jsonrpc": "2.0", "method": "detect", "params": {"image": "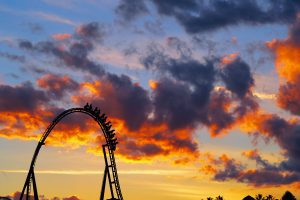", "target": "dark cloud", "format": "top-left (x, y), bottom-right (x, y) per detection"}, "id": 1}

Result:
top-left (243, 149), bottom-right (278, 171)
top-left (115, 0), bottom-right (148, 22)
top-left (152, 78), bottom-right (199, 129)
top-left (191, 35), bottom-right (217, 56)
top-left (143, 54), bottom-right (217, 129)
top-left (214, 156), bottom-right (245, 181)
top-left (166, 36), bottom-right (192, 58)
top-left (104, 73), bottom-right (152, 130)
top-left (18, 39), bottom-right (105, 76)
top-left (76, 22), bottom-right (105, 40)
top-left (277, 78), bottom-right (300, 116)
top-left (151, 0), bottom-right (199, 16)
top-left (220, 58), bottom-right (254, 98)
top-left (121, 140), bottom-right (166, 159)
top-left (206, 90), bottom-right (235, 134)
top-left (116, 0), bottom-right (300, 34)
top-left (142, 47), bottom-right (257, 134)
top-left (177, 0), bottom-right (300, 34)
top-left (76, 73), bottom-right (152, 131)
top-left (213, 153), bottom-right (300, 186)
top-left (0, 82), bottom-right (47, 113)
top-left (288, 19), bottom-right (300, 45)
top-left (259, 115), bottom-right (300, 173)
top-left (238, 170), bottom-right (299, 186)
top-left (0, 51), bottom-right (25, 62)
top-left (143, 54), bottom-right (216, 107)
top-left (18, 22), bottom-right (106, 76)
